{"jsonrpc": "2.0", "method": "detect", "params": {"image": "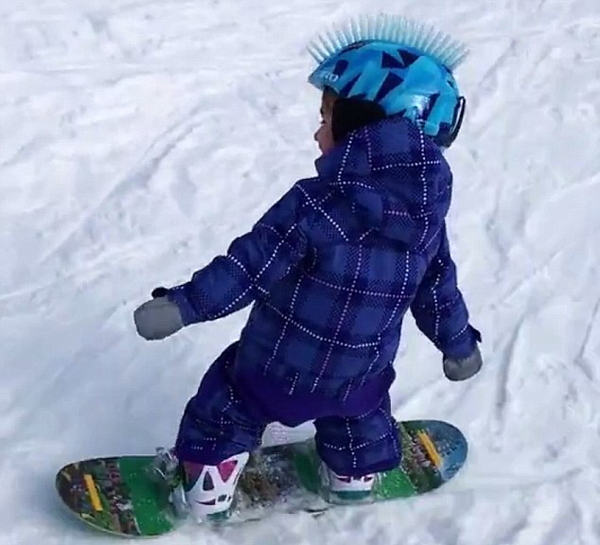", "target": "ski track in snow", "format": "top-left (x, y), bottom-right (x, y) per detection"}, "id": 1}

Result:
top-left (1, 0), bottom-right (600, 543)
